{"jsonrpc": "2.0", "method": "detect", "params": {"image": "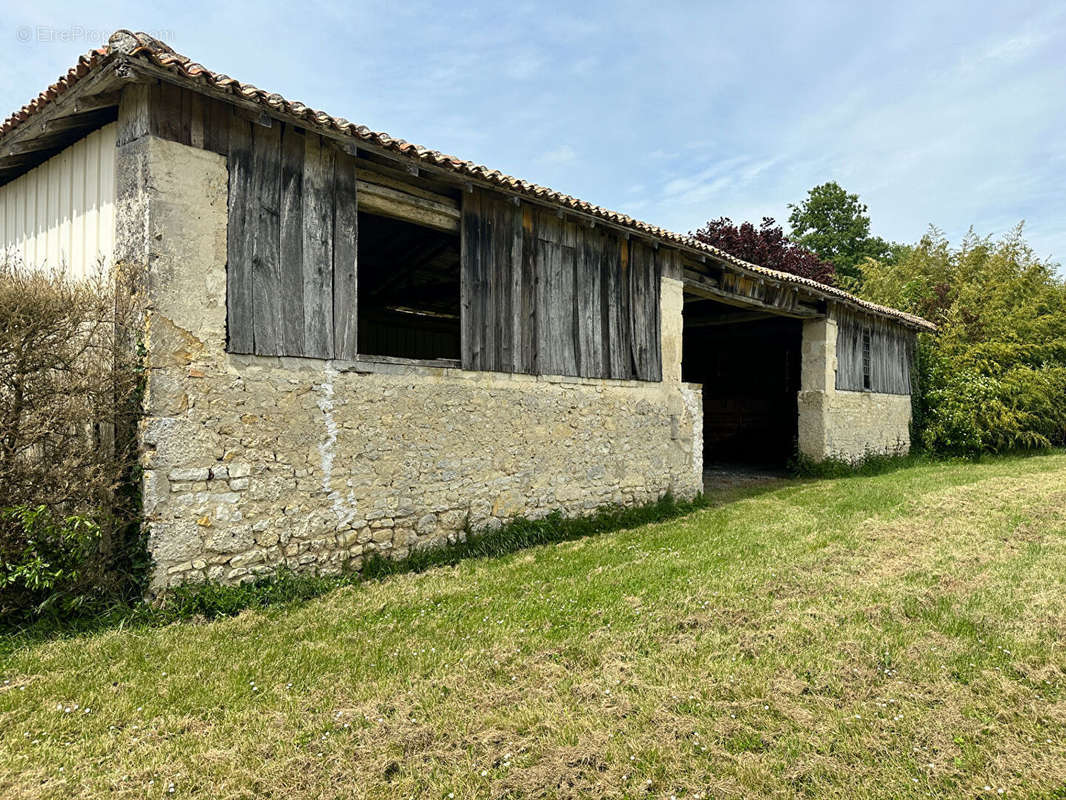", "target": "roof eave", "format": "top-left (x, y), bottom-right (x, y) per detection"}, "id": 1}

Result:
top-left (0, 56), bottom-right (133, 183)
top-left (0, 32), bottom-right (938, 334)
